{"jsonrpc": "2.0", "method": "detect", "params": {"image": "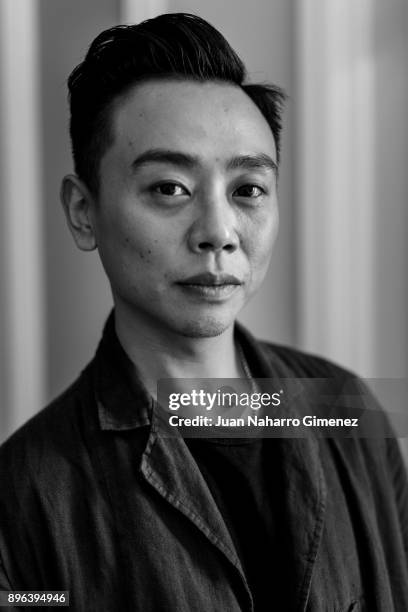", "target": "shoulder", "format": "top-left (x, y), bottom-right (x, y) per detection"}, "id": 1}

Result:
top-left (0, 362), bottom-right (95, 487)
top-left (257, 339), bottom-right (402, 464)
top-left (0, 361), bottom-right (102, 588)
top-left (259, 339), bottom-right (356, 380)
